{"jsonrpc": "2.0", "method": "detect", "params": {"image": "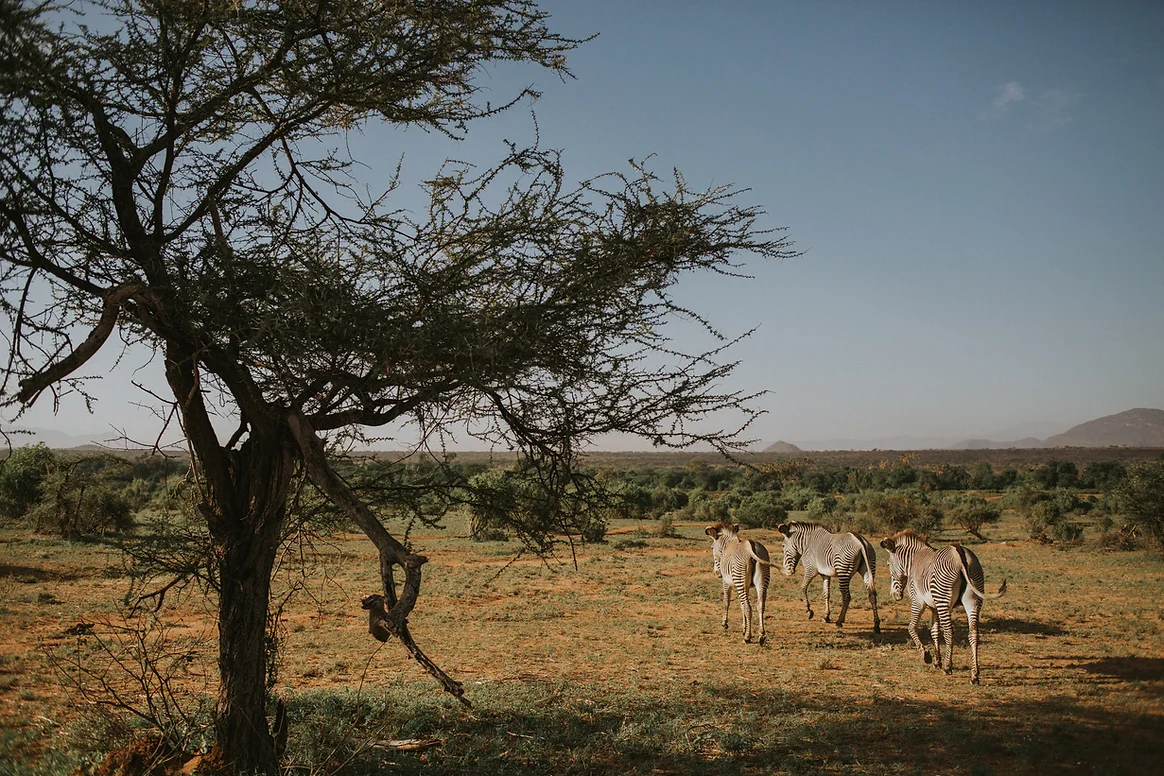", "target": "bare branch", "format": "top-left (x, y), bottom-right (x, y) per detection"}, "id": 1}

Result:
top-left (15, 283), bottom-right (144, 405)
top-left (286, 408), bottom-right (467, 705)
